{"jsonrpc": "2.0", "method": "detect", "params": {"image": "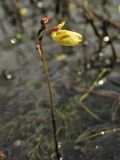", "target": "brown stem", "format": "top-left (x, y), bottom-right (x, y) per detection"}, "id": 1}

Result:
top-left (105, 29), bottom-right (117, 61)
top-left (37, 41), bottom-right (61, 160)
top-left (84, 12), bottom-right (101, 39)
top-left (75, 0), bottom-right (120, 30)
